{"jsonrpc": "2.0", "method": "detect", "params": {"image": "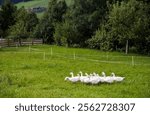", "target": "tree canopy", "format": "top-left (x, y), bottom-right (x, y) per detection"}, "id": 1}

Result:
top-left (0, 0), bottom-right (150, 55)
top-left (89, 0), bottom-right (150, 54)
top-left (0, 0), bottom-right (17, 37)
